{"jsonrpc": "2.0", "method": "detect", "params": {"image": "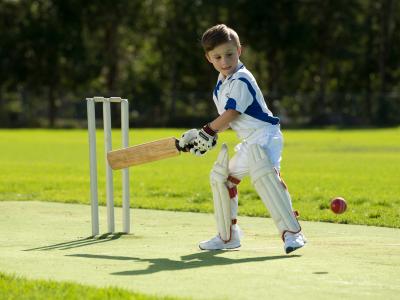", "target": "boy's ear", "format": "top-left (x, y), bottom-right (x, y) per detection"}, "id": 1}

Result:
top-left (237, 46), bottom-right (242, 57)
top-left (205, 53), bottom-right (212, 63)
